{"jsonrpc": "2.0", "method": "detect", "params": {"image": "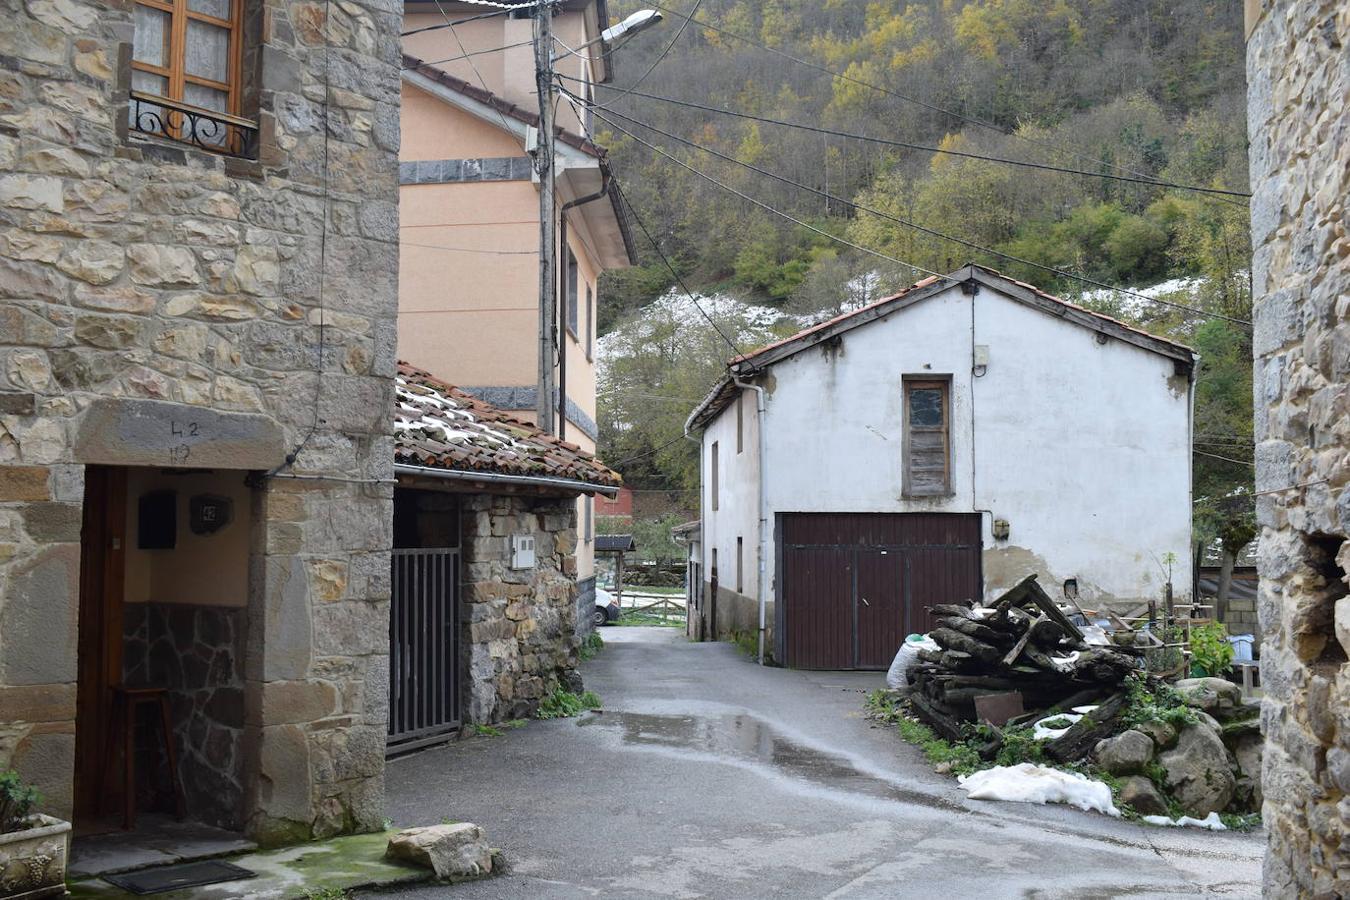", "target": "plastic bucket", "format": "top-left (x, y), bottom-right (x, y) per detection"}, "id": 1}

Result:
top-left (1228, 633), bottom-right (1255, 662)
